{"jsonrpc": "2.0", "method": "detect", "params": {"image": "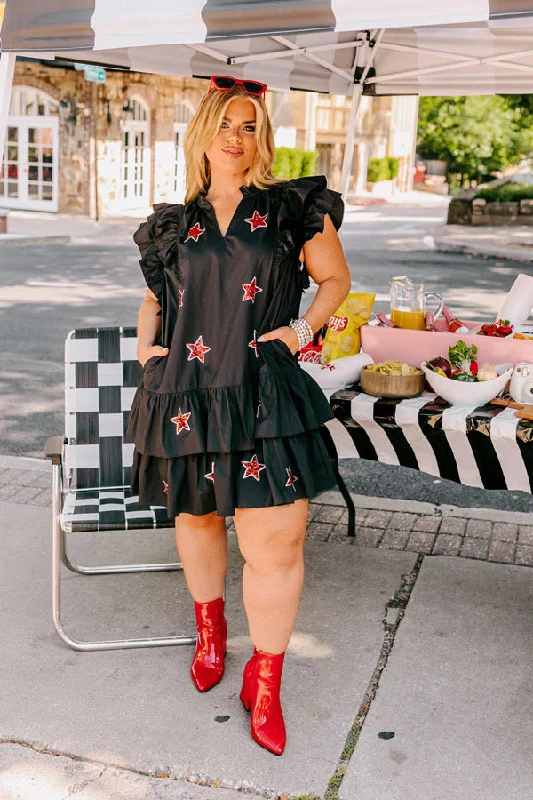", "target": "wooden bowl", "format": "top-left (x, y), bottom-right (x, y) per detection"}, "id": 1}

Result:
top-left (360, 365), bottom-right (425, 398)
